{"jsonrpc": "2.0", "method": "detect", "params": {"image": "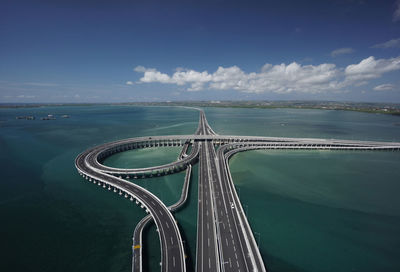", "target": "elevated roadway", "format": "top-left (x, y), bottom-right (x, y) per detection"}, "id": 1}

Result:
top-left (75, 149), bottom-right (187, 272)
top-left (75, 107), bottom-right (400, 272)
top-left (81, 135), bottom-right (400, 179)
top-left (196, 112), bottom-right (267, 272)
top-left (132, 165), bottom-right (192, 272)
